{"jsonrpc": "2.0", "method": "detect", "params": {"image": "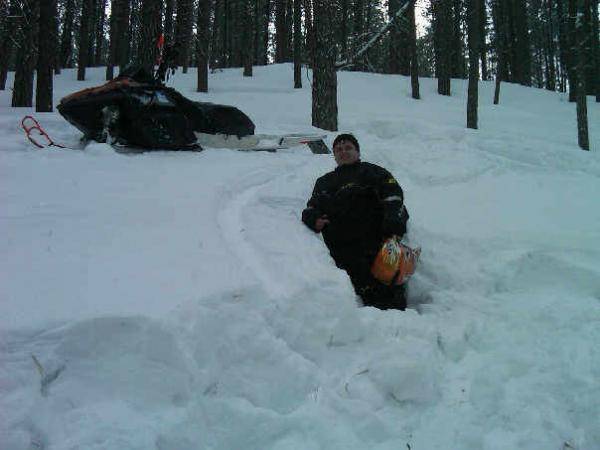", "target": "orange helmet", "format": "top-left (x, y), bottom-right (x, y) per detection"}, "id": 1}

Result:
top-left (371, 238), bottom-right (421, 285)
